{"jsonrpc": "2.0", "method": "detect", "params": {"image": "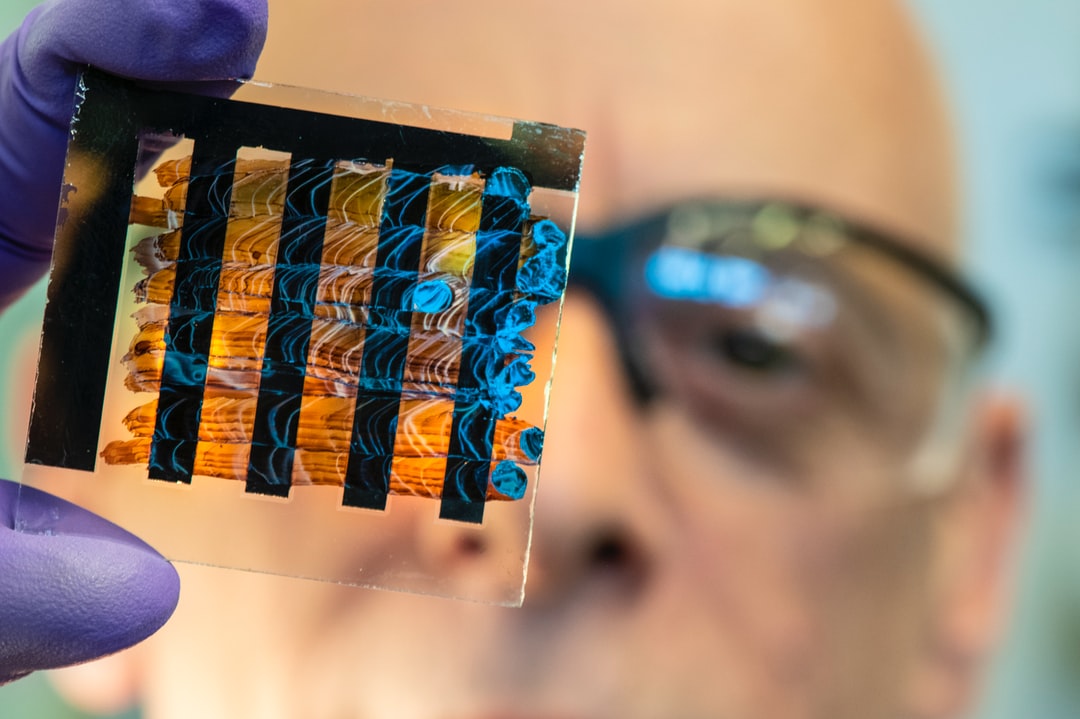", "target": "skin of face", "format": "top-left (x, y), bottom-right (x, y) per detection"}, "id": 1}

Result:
top-left (43, 0), bottom-right (1026, 717)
